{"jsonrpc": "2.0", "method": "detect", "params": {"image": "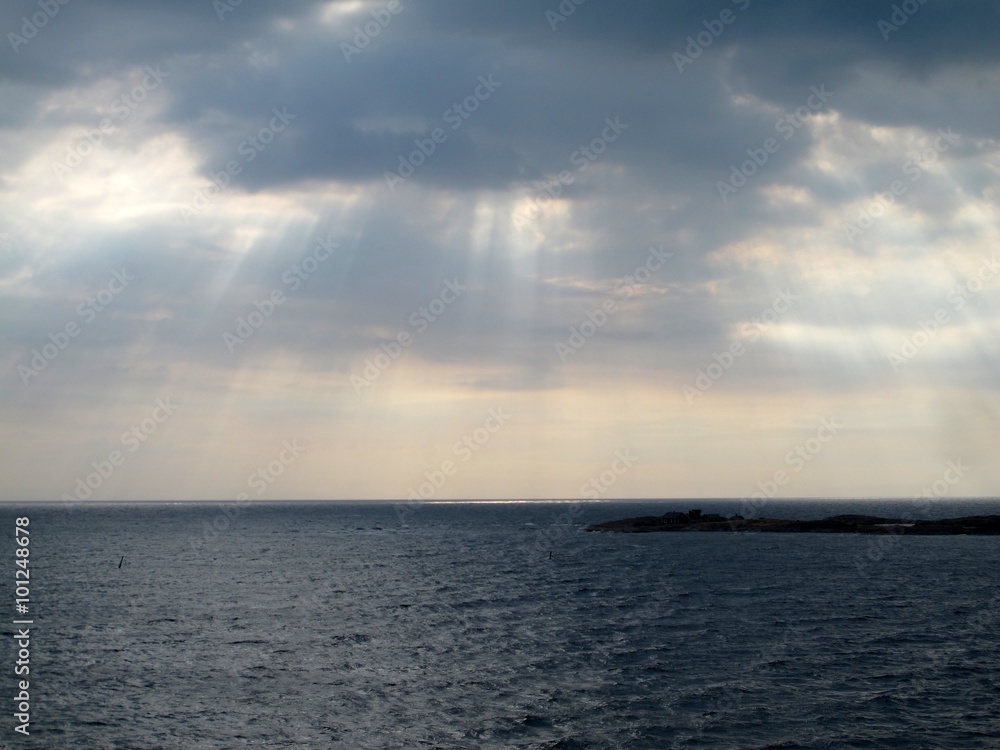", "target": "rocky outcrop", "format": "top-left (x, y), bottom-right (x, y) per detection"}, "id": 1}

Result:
top-left (586, 512), bottom-right (1000, 535)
